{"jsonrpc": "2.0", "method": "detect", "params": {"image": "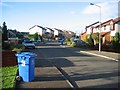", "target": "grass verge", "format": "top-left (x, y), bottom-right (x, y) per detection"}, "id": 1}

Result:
top-left (1, 65), bottom-right (18, 89)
